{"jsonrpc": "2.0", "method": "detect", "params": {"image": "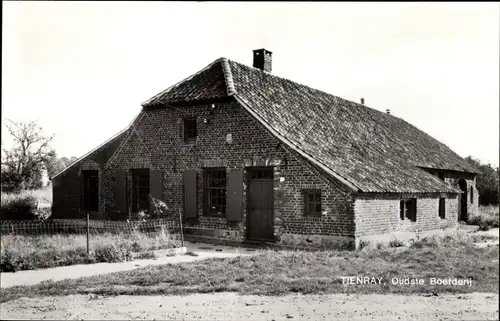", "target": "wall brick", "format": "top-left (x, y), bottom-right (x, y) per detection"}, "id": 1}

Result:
top-left (53, 100), bottom-right (479, 247)
top-left (103, 101), bottom-right (355, 241)
top-left (354, 193), bottom-right (459, 237)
